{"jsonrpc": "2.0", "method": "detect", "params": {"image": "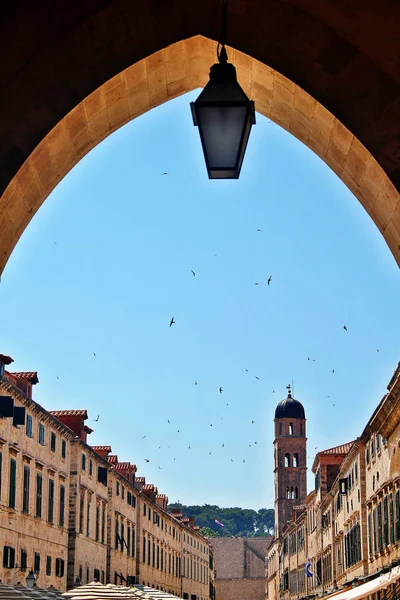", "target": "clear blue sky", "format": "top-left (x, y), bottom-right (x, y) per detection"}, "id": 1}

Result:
top-left (1, 90), bottom-right (399, 510)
